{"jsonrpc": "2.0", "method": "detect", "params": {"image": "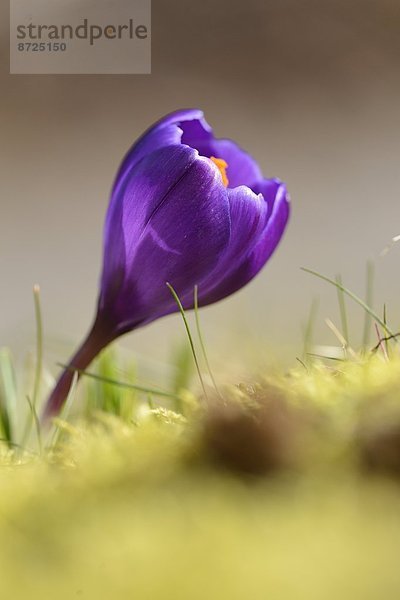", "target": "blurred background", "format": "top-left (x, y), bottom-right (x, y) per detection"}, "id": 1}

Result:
top-left (1, 0), bottom-right (400, 383)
